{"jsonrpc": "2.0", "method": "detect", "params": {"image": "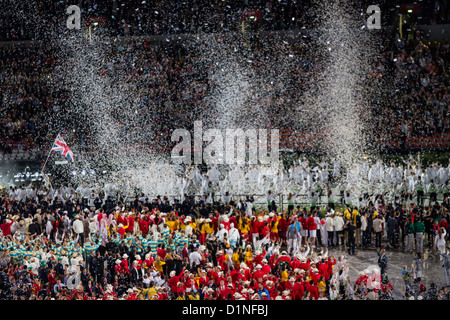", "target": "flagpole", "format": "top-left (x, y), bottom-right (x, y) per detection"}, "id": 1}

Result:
top-left (41, 137), bottom-right (57, 175)
top-left (41, 149), bottom-right (53, 174)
